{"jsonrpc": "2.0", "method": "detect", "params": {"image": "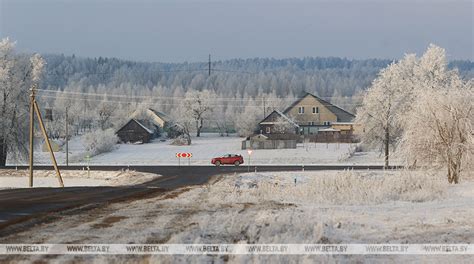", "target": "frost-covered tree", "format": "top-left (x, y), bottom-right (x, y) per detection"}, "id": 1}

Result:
top-left (0, 38), bottom-right (34, 165)
top-left (355, 54), bottom-right (417, 167)
top-left (400, 45), bottom-right (474, 184)
top-left (171, 103), bottom-right (194, 145)
top-left (272, 115), bottom-right (297, 134)
top-left (401, 80), bottom-right (473, 184)
top-left (182, 90), bottom-right (214, 137)
top-left (235, 100), bottom-right (260, 137)
top-left (96, 95), bottom-right (117, 130)
top-left (83, 128), bottom-right (118, 156)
